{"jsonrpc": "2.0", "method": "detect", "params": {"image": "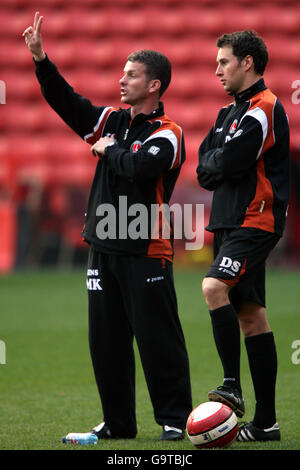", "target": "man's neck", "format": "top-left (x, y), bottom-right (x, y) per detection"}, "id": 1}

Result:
top-left (130, 100), bottom-right (160, 120)
top-left (235, 75), bottom-right (262, 96)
